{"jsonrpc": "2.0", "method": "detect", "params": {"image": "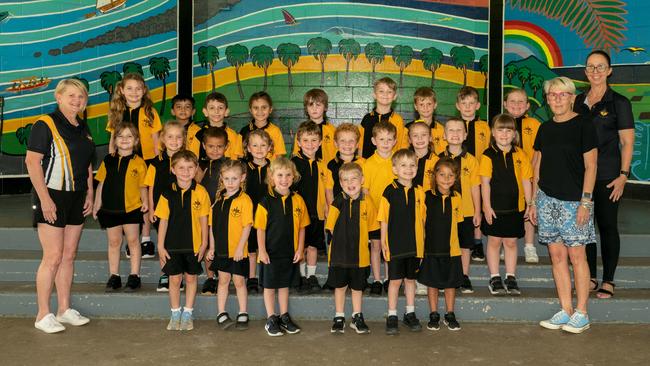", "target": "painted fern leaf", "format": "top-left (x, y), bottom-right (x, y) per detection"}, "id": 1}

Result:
top-left (509, 0), bottom-right (628, 51)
